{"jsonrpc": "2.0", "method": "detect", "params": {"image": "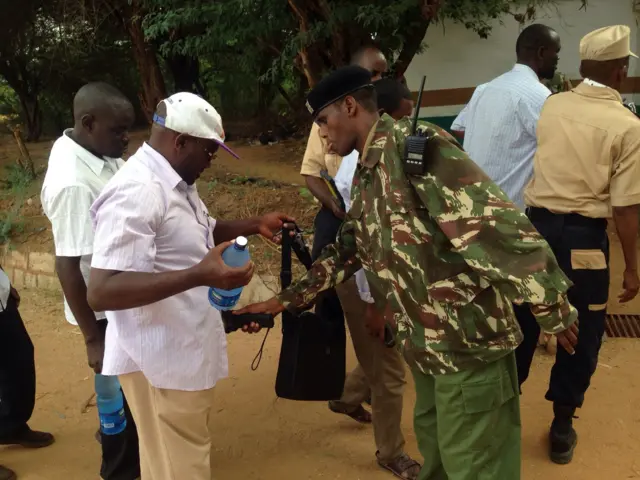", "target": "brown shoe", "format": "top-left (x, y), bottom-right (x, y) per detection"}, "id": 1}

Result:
top-left (328, 401), bottom-right (372, 424)
top-left (377, 452), bottom-right (422, 480)
top-left (0, 427), bottom-right (55, 449)
top-left (0, 465), bottom-right (17, 480)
